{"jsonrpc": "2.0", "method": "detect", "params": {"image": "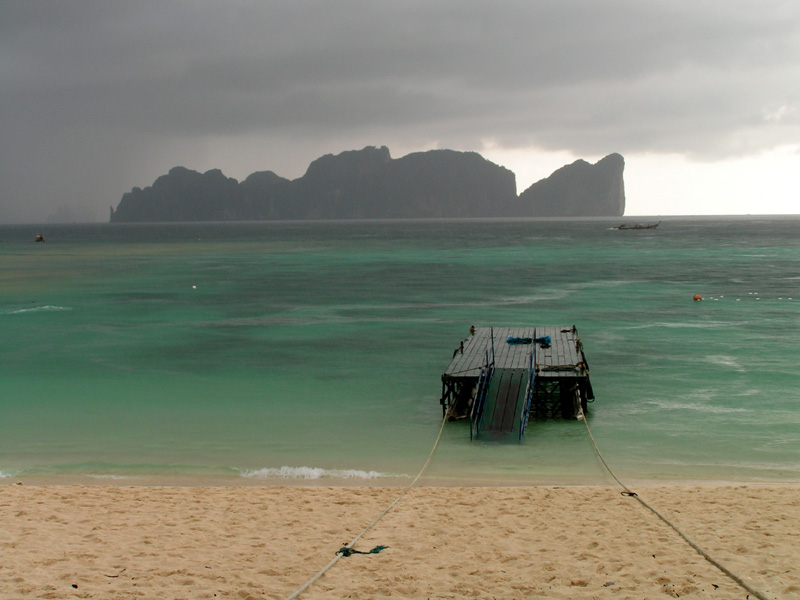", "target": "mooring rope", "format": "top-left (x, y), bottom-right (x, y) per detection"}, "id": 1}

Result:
top-left (578, 406), bottom-right (770, 600)
top-left (283, 412), bottom-right (449, 600)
